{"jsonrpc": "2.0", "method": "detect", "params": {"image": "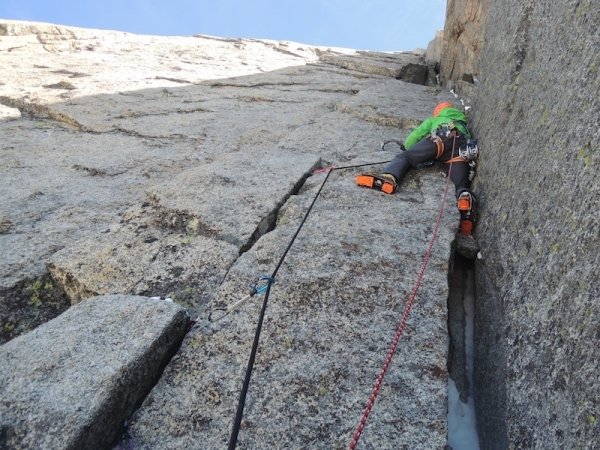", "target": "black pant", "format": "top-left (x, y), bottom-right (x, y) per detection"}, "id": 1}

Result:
top-left (383, 133), bottom-right (471, 199)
